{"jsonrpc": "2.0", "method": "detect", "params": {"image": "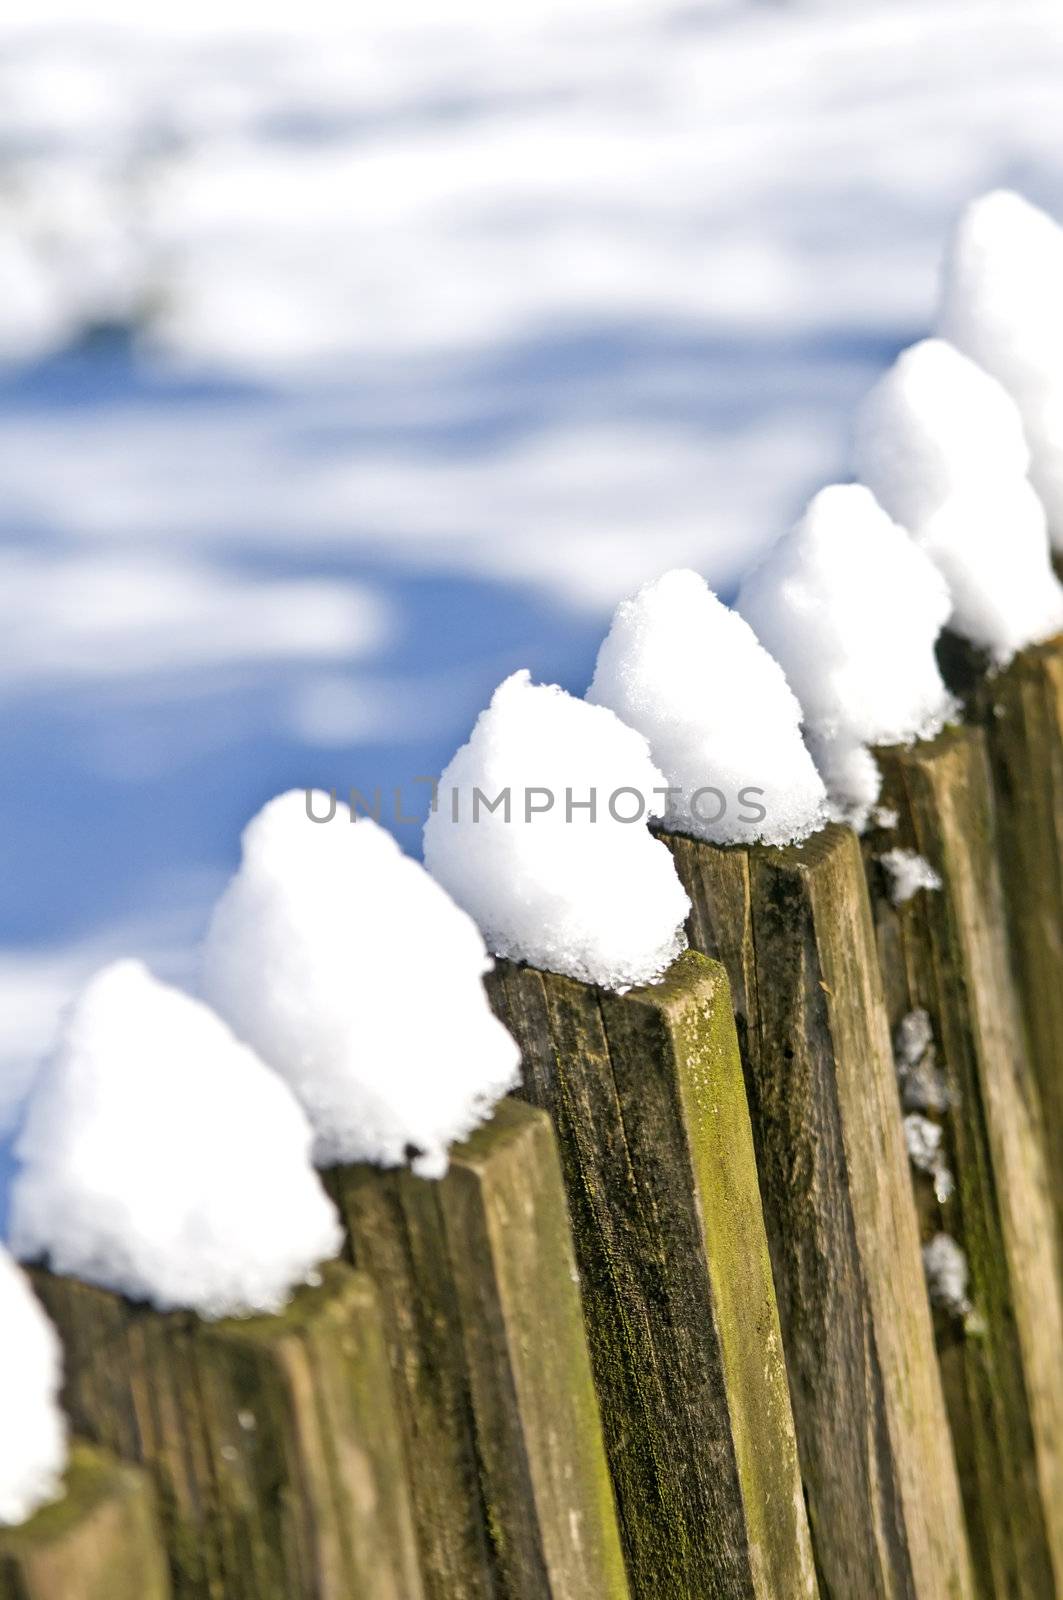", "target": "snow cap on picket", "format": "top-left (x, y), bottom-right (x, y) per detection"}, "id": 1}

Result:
top-left (588, 568), bottom-right (827, 845)
top-left (423, 670), bottom-right (690, 991)
top-left (939, 190), bottom-right (1063, 547)
top-left (203, 791), bottom-right (520, 1178)
top-left (853, 337), bottom-right (1063, 663)
top-left (0, 1247), bottom-right (66, 1527)
top-left (8, 960), bottom-right (341, 1318)
top-left (736, 485), bottom-right (955, 826)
